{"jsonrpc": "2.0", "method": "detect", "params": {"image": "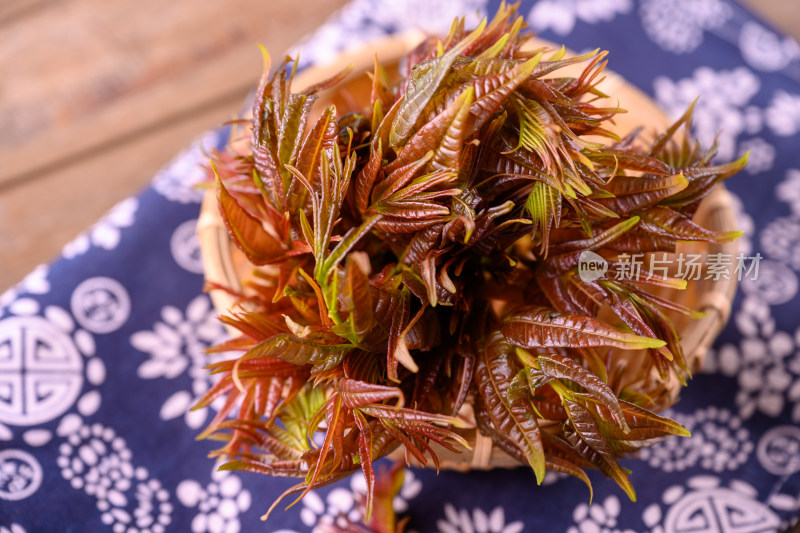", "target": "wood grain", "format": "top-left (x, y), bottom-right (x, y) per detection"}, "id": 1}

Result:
top-left (1, 0), bottom-right (797, 292)
top-left (0, 0), bottom-right (347, 290)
